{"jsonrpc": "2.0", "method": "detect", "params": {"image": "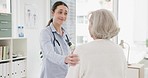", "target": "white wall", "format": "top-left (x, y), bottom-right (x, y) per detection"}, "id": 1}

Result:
top-left (118, 0), bottom-right (134, 44)
top-left (118, 0), bottom-right (148, 64)
top-left (25, 0), bottom-right (47, 78)
top-left (118, 0), bottom-right (148, 45)
top-left (12, 0), bottom-right (48, 78)
top-left (133, 0), bottom-right (148, 42)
